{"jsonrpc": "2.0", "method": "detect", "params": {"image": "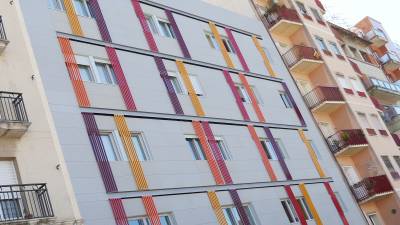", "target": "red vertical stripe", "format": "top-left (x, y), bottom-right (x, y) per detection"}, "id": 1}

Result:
top-left (201, 121), bottom-right (233, 184)
top-left (82, 113), bottom-right (118, 192)
top-left (109, 198), bottom-right (129, 225)
top-left (222, 70), bottom-right (250, 121)
top-left (88, 0), bottom-right (112, 42)
top-left (225, 28), bottom-right (250, 72)
top-left (324, 182), bottom-right (350, 225)
top-left (229, 190), bottom-right (251, 225)
top-left (165, 10), bottom-right (191, 59)
top-left (282, 83), bottom-right (306, 127)
top-left (106, 47), bottom-right (137, 111)
top-left (142, 196), bottom-right (162, 225)
top-left (284, 186), bottom-right (308, 225)
top-left (131, 0), bottom-right (159, 52)
top-left (154, 57), bottom-right (184, 115)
